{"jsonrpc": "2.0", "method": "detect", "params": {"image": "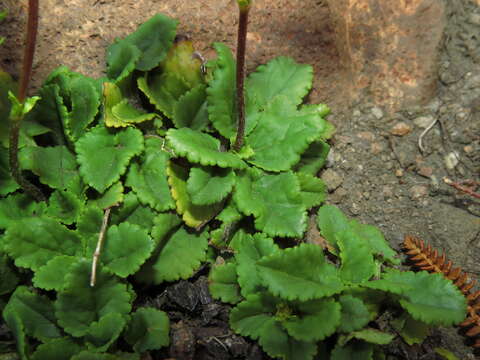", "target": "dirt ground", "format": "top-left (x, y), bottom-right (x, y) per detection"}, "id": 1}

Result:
top-left (1, 0), bottom-right (479, 359)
